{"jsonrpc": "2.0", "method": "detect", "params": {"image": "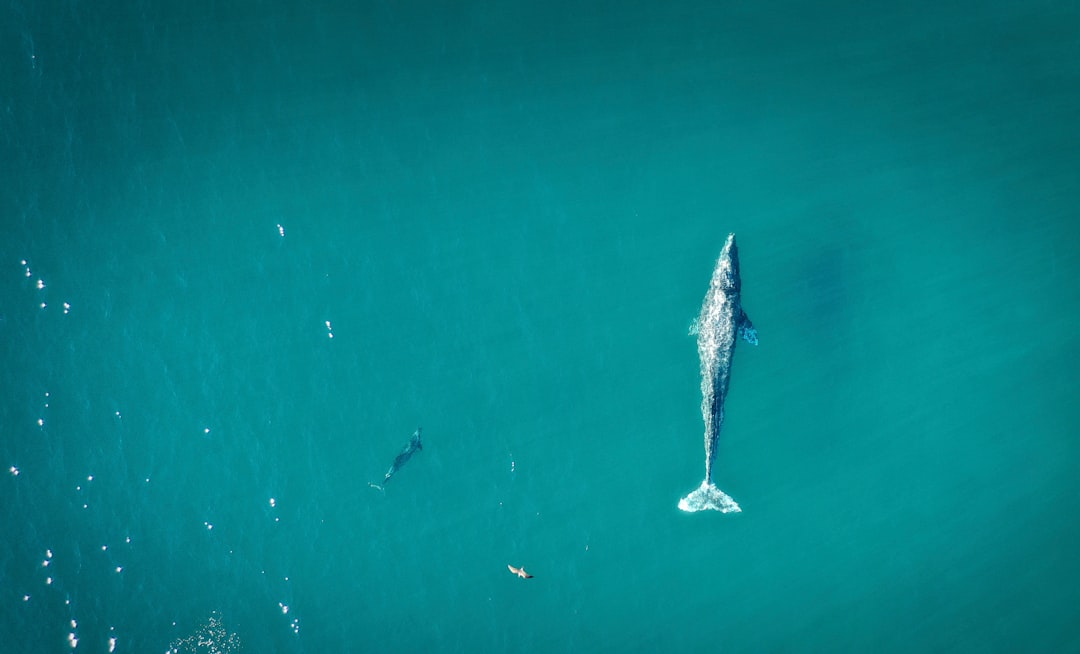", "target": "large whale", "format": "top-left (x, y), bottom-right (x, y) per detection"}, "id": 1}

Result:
top-left (369, 427), bottom-right (423, 491)
top-left (679, 233), bottom-right (758, 513)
